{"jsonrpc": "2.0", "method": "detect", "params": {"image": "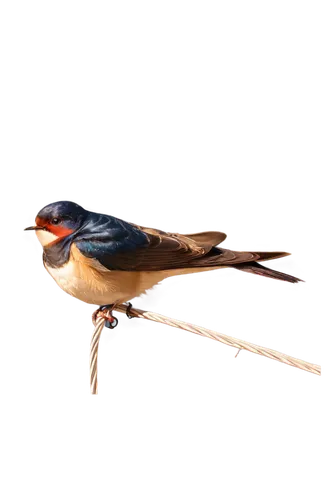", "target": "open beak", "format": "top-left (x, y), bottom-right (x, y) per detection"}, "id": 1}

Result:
top-left (24, 225), bottom-right (44, 231)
